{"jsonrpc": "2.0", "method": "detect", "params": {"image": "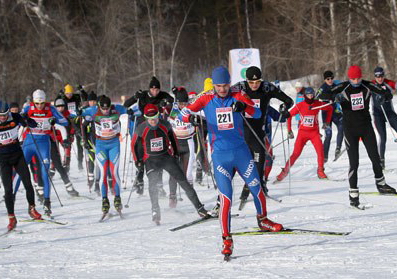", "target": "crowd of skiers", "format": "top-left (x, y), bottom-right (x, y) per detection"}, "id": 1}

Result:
top-left (1, 63), bottom-right (397, 257)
